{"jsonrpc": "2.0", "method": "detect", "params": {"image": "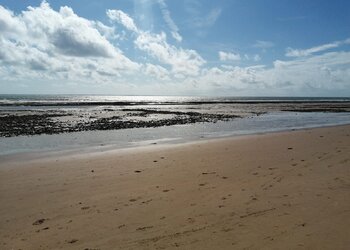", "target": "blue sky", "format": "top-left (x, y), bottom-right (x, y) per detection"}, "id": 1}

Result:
top-left (0, 0), bottom-right (349, 96)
